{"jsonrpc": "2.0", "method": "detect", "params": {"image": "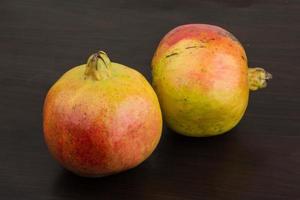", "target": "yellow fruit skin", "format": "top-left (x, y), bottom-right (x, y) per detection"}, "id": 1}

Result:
top-left (43, 59), bottom-right (162, 177)
top-left (152, 24), bottom-right (249, 137)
